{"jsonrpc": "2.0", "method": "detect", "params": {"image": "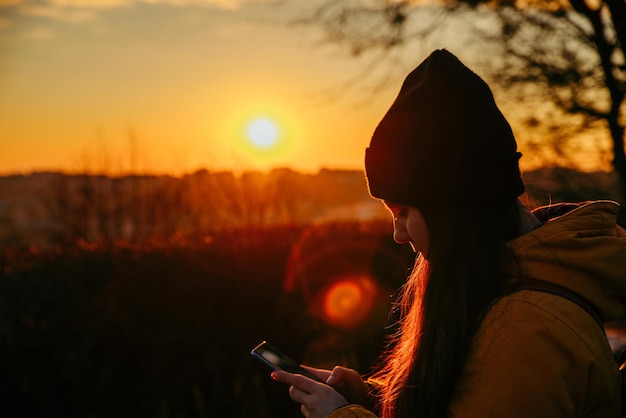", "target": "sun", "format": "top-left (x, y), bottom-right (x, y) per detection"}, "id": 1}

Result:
top-left (247, 117), bottom-right (279, 149)
top-left (225, 107), bottom-right (295, 170)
